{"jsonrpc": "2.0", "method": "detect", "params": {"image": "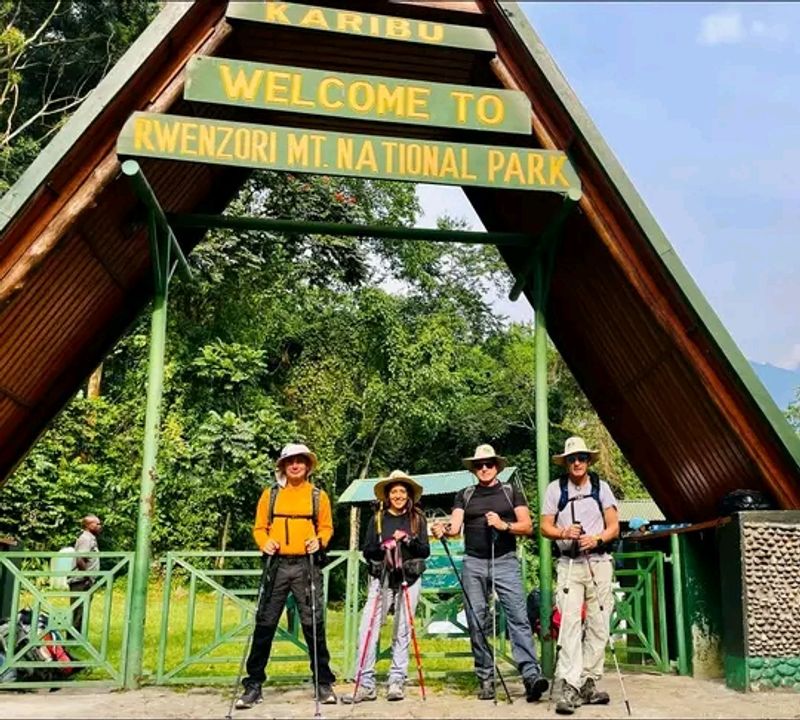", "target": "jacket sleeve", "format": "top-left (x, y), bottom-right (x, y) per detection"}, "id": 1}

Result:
top-left (316, 491), bottom-right (334, 549)
top-left (253, 488), bottom-right (279, 551)
top-left (361, 514), bottom-right (383, 560)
